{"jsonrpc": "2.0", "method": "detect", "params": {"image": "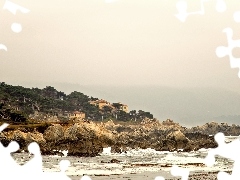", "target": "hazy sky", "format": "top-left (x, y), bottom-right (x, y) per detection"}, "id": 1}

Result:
top-left (2, 0), bottom-right (240, 125)
top-left (1, 0), bottom-right (240, 91)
